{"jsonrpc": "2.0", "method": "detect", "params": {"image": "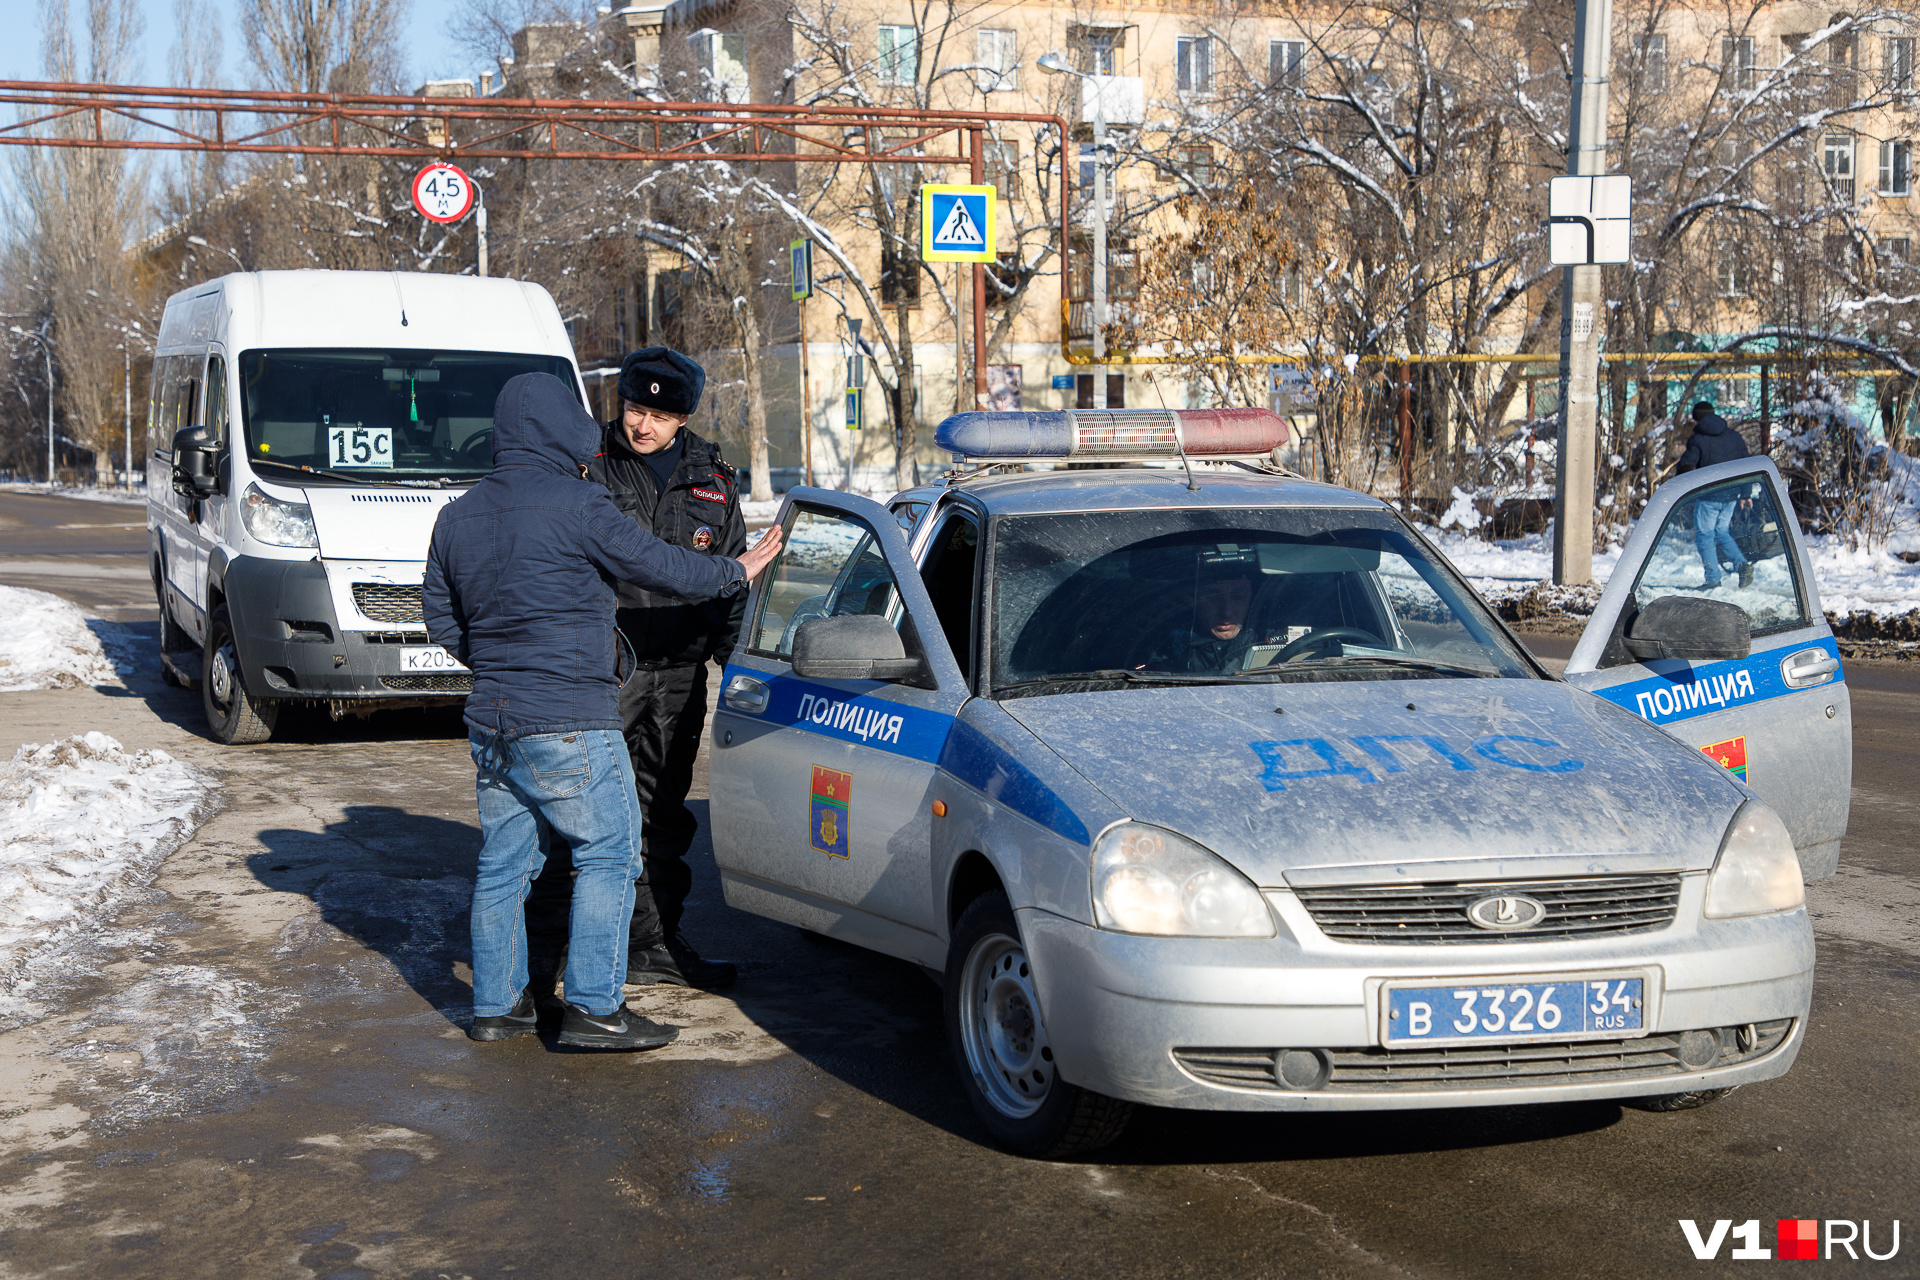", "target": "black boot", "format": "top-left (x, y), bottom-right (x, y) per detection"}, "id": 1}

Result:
top-left (469, 990), bottom-right (539, 1042)
top-left (557, 1003), bottom-right (679, 1050)
top-left (627, 930), bottom-right (738, 989)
